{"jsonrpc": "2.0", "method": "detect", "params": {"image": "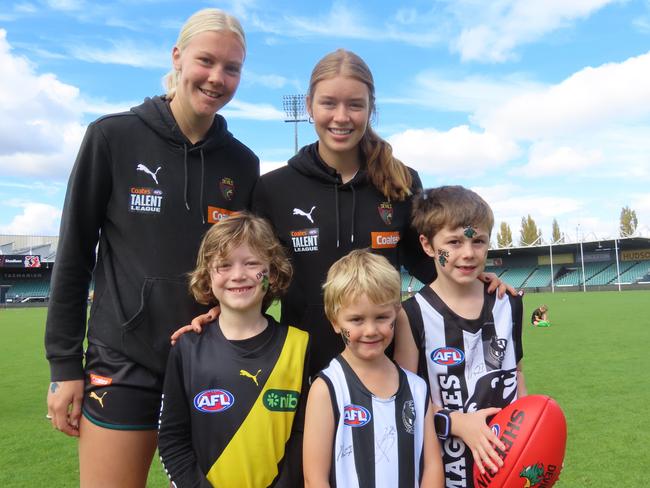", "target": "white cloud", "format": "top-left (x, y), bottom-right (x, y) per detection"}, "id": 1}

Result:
top-left (480, 51), bottom-right (650, 139)
top-left (68, 39), bottom-right (169, 68)
top-left (515, 143), bottom-right (604, 177)
top-left (45, 0), bottom-right (84, 11)
top-left (243, 70), bottom-right (301, 90)
top-left (0, 203), bottom-right (62, 235)
top-left (221, 99), bottom-right (284, 121)
top-left (260, 160), bottom-right (287, 175)
top-left (388, 125), bottom-right (520, 178)
top-left (450, 0), bottom-right (617, 62)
